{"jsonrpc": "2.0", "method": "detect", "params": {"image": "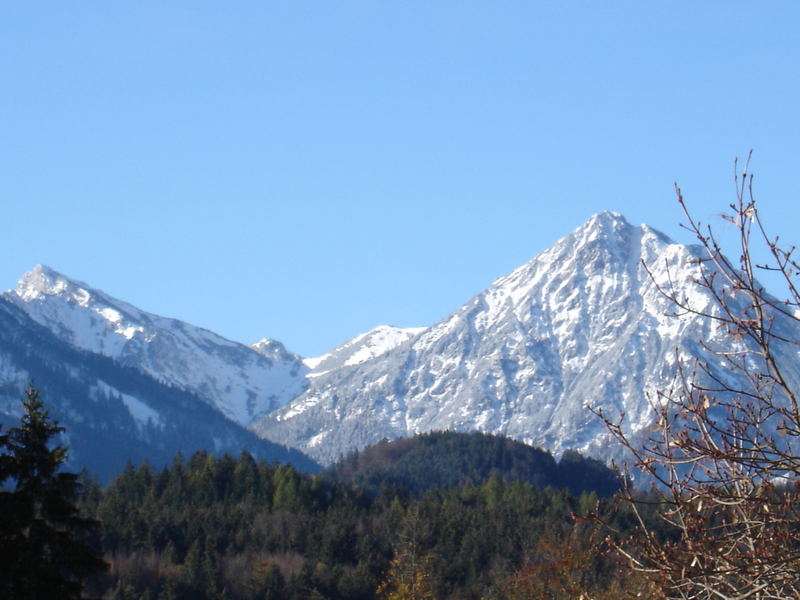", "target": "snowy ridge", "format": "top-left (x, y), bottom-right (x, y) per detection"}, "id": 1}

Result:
top-left (6, 265), bottom-right (309, 425)
top-left (304, 325), bottom-right (426, 377)
top-left (0, 296), bottom-right (320, 481)
top-left (252, 211), bottom-right (790, 465)
top-left (9, 211), bottom-right (798, 471)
